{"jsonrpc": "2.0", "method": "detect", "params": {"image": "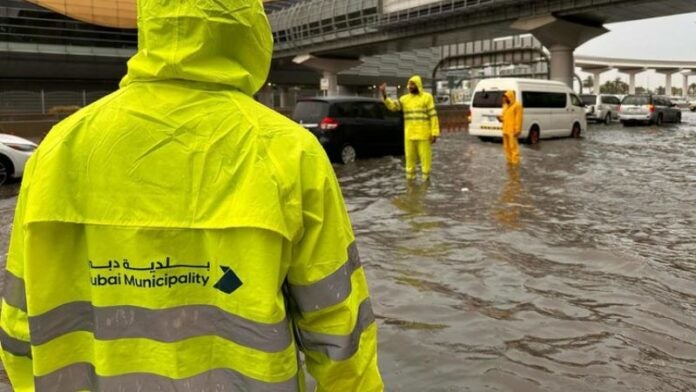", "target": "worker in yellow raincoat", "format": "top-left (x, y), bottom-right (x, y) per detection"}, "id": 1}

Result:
top-left (380, 76), bottom-right (440, 181)
top-left (498, 90), bottom-right (523, 165)
top-left (0, 0), bottom-right (383, 391)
